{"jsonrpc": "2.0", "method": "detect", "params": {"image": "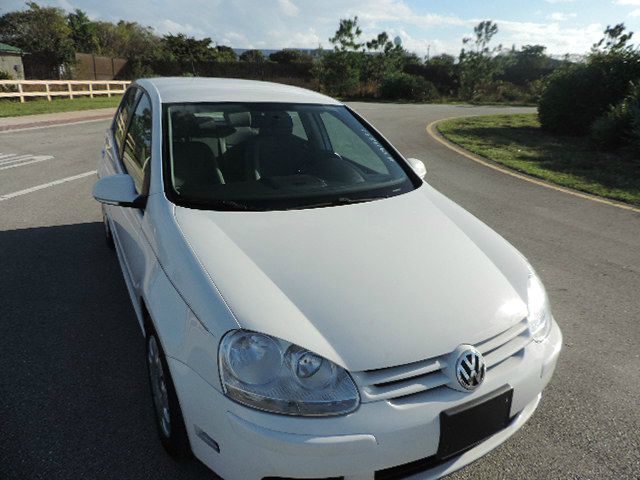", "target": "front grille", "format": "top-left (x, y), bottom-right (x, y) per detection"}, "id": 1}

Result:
top-left (352, 319), bottom-right (531, 402)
